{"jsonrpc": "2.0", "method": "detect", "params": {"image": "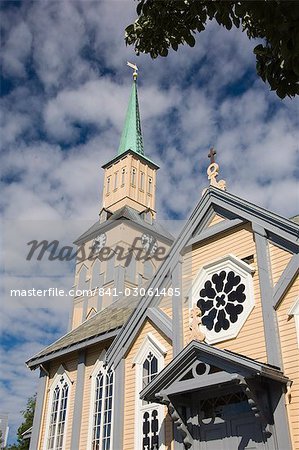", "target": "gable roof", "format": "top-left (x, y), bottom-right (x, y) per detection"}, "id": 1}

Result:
top-left (140, 340), bottom-right (288, 403)
top-left (105, 186), bottom-right (299, 367)
top-left (74, 205), bottom-right (174, 245)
